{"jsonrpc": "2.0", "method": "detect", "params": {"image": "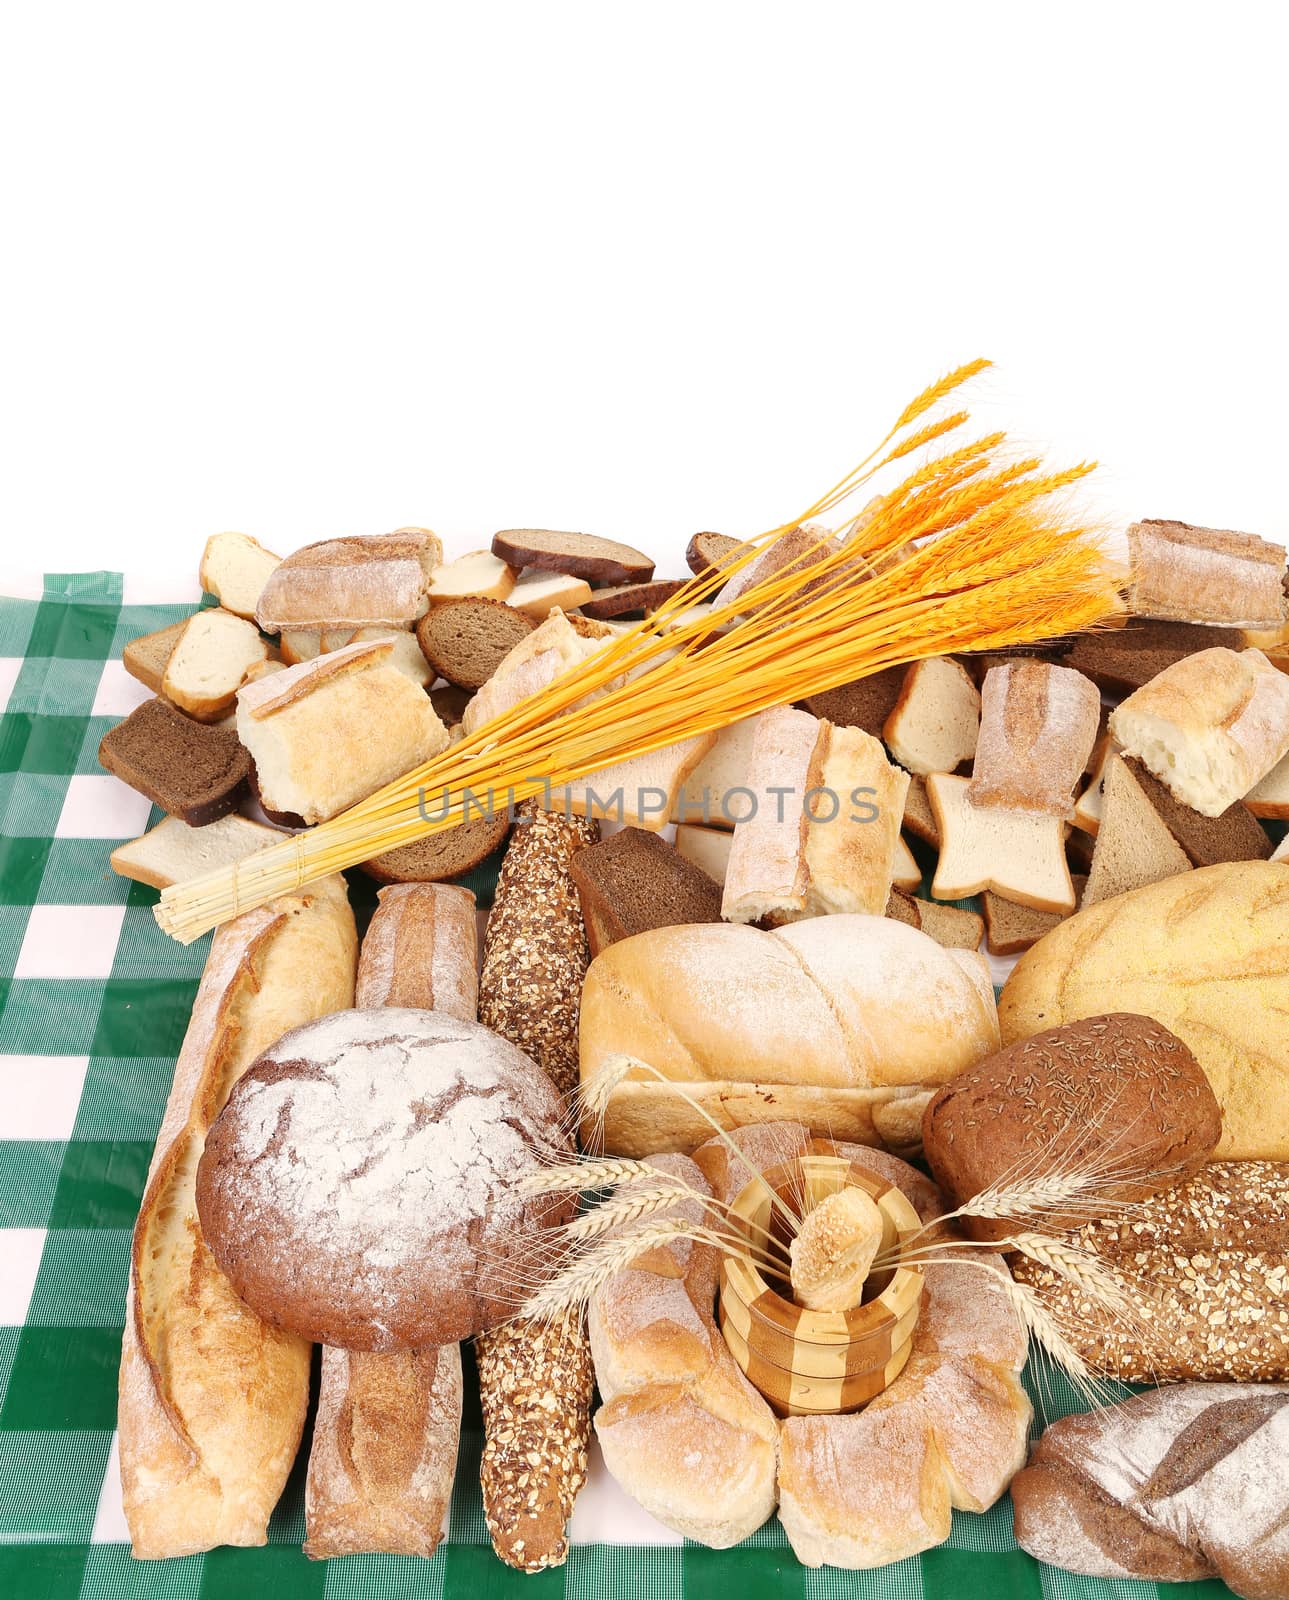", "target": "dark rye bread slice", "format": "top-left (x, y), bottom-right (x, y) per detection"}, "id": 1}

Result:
top-left (983, 876), bottom-right (1086, 956)
top-left (568, 826), bottom-right (723, 957)
top-left (579, 579), bottom-right (688, 619)
top-left (415, 596), bottom-right (534, 690)
top-left (685, 531), bottom-right (744, 578)
top-left (491, 529), bottom-right (654, 585)
top-left (98, 697), bottom-right (251, 825)
top-left (361, 809), bottom-right (510, 884)
top-left (1123, 755), bottom-right (1272, 865)
top-left (428, 683), bottom-right (473, 727)
top-left (122, 617), bottom-right (190, 694)
top-left (799, 663), bottom-right (908, 738)
top-left (1064, 620), bottom-right (1243, 697)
